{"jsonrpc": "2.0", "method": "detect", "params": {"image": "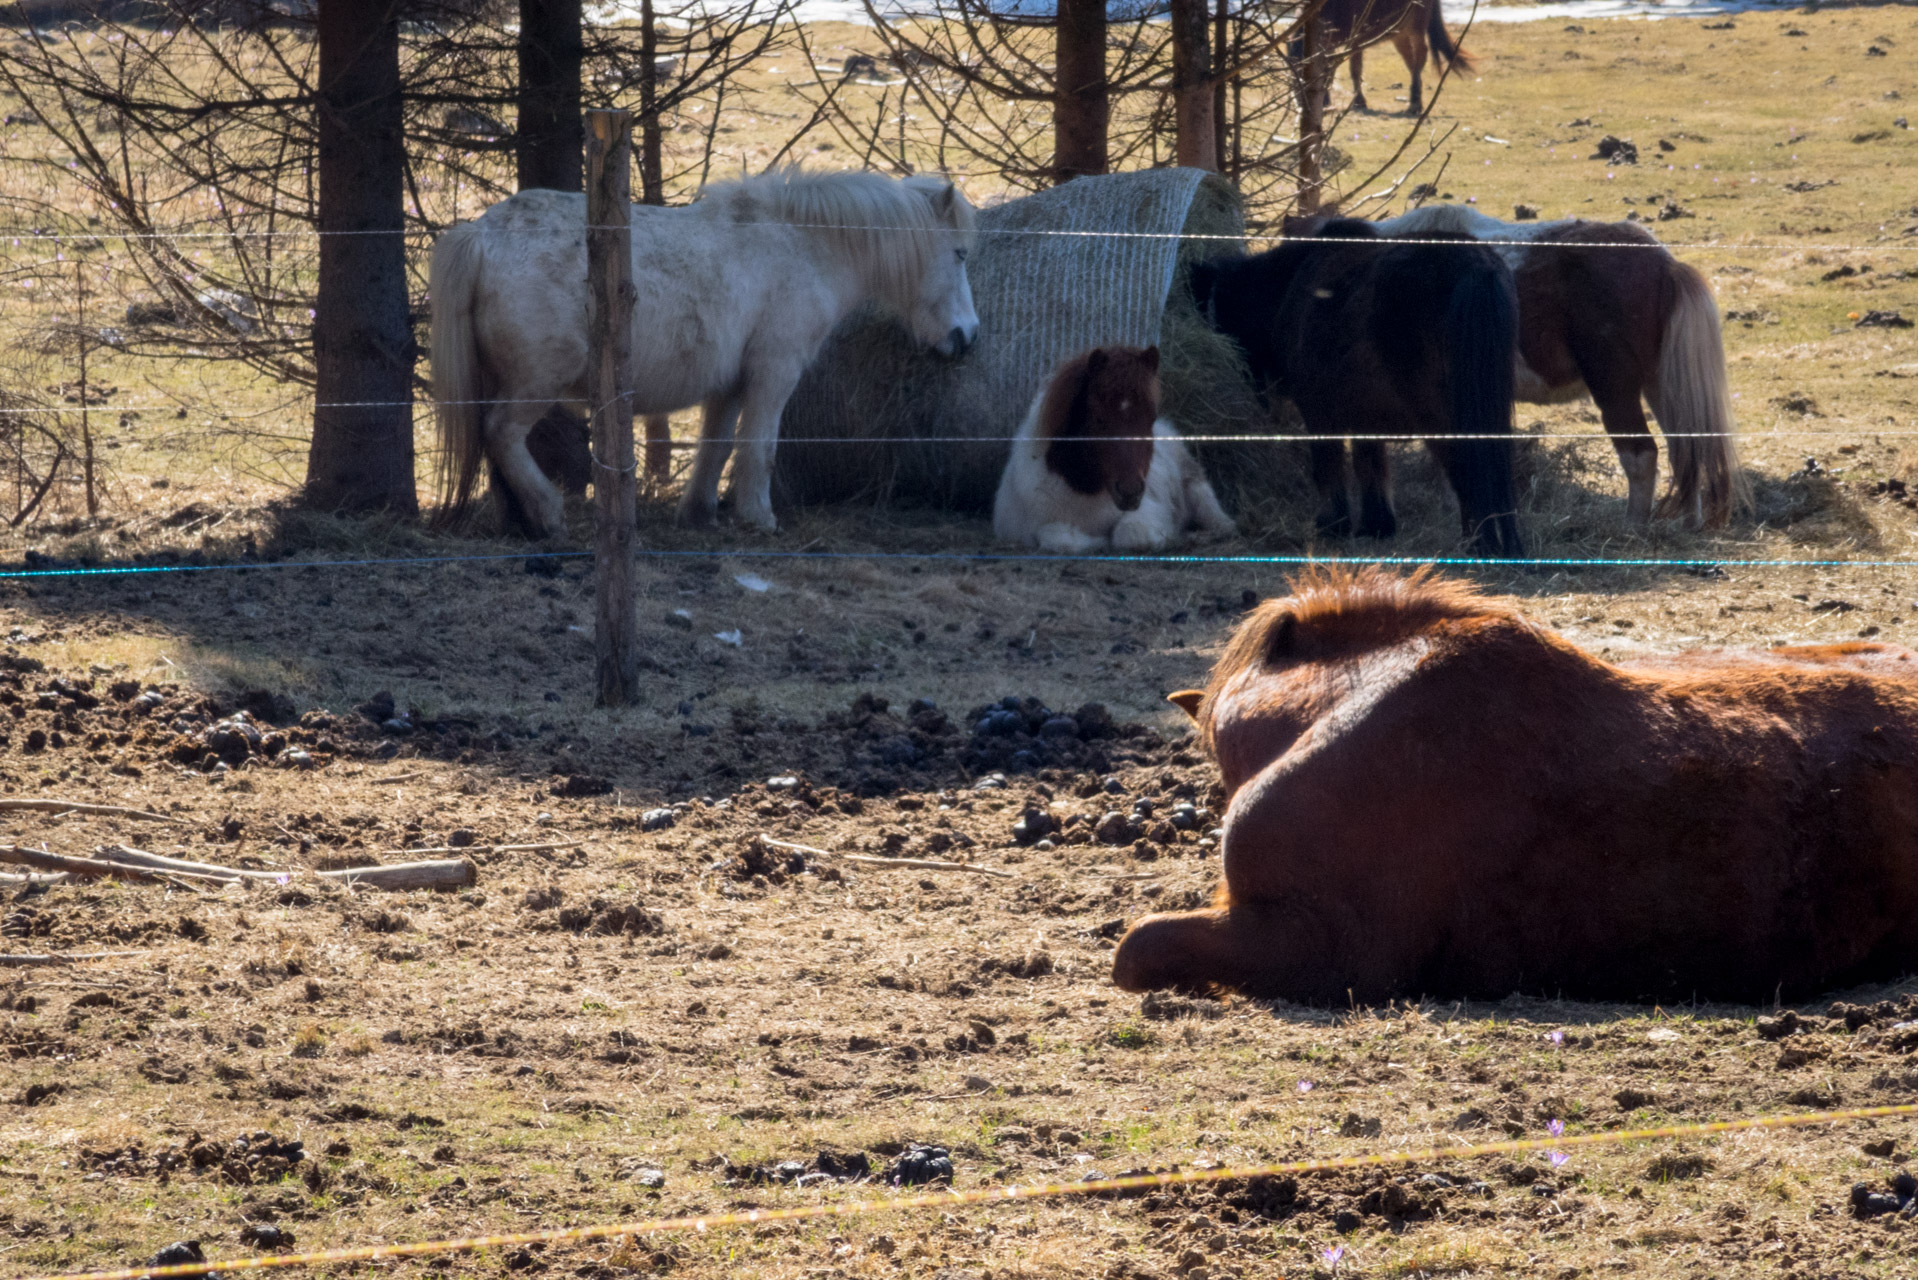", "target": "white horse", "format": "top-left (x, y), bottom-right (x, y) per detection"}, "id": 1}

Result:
top-left (430, 170), bottom-right (980, 537)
